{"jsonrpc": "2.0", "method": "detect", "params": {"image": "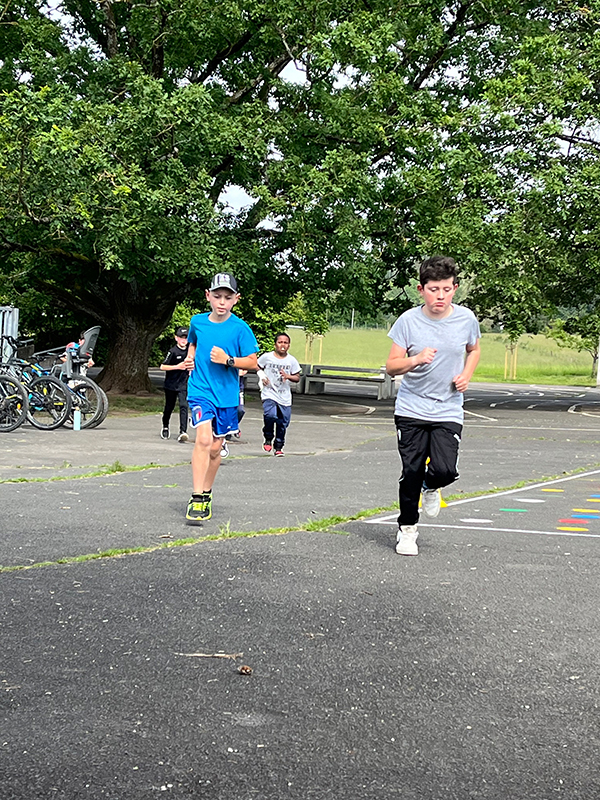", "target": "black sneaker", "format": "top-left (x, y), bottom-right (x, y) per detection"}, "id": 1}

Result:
top-left (186, 493), bottom-right (212, 523)
top-left (161, 427), bottom-right (170, 439)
